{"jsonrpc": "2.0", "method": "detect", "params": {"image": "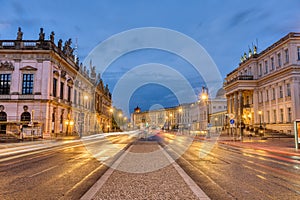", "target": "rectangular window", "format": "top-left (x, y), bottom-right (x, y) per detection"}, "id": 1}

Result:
top-left (285, 49), bottom-right (289, 63)
top-left (298, 47), bottom-right (300, 60)
top-left (53, 78), bottom-right (57, 97)
top-left (67, 85), bottom-right (71, 102)
top-left (22, 74), bottom-right (34, 94)
top-left (286, 83), bottom-right (291, 97)
top-left (272, 88), bottom-right (276, 100)
top-left (60, 82), bottom-right (64, 99)
top-left (267, 111), bottom-right (270, 123)
top-left (260, 91), bottom-right (263, 102)
top-left (74, 89), bottom-right (77, 104)
top-left (287, 107), bottom-right (292, 123)
top-left (264, 60), bottom-right (268, 74)
top-left (277, 53), bottom-right (281, 67)
top-left (78, 92), bottom-right (81, 105)
top-left (279, 86), bottom-right (283, 98)
top-left (273, 110), bottom-right (277, 123)
top-left (280, 108), bottom-right (284, 123)
top-left (259, 63), bottom-right (262, 76)
top-left (0, 74), bottom-right (11, 95)
top-left (266, 89), bottom-right (269, 101)
top-left (271, 57), bottom-right (274, 71)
